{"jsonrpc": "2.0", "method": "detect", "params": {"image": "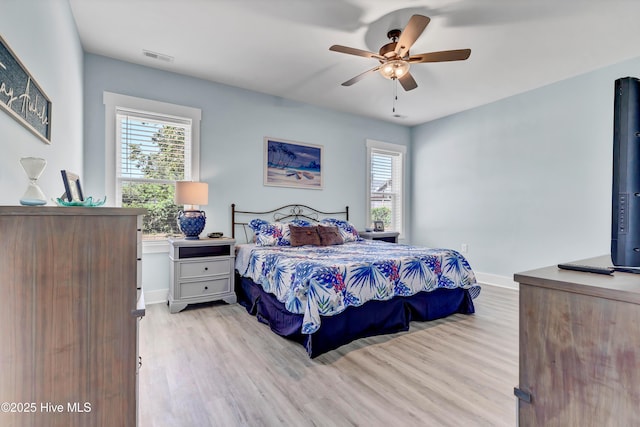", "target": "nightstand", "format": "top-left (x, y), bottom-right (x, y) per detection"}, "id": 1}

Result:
top-left (359, 231), bottom-right (400, 243)
top-left (168, 237), bottom-right (236, 313)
